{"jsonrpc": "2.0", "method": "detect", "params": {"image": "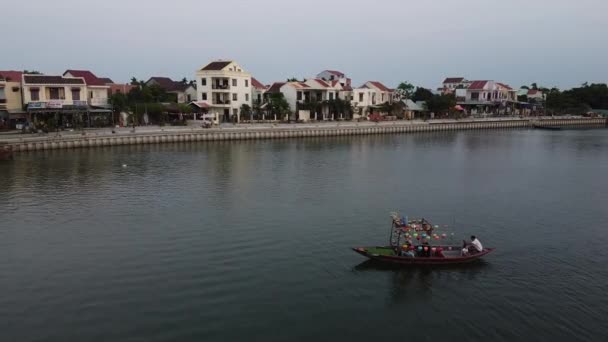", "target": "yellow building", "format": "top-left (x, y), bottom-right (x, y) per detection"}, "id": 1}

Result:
top-left (0, 71), bottom-right (25, 129)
